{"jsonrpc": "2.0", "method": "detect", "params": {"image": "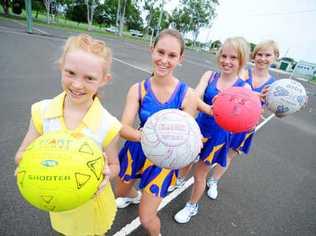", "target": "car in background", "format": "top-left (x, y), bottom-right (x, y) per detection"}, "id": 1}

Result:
top-left (129, 29), bottom-right (143, 37)
top-left (106, 26), bottom-right (118, 33)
